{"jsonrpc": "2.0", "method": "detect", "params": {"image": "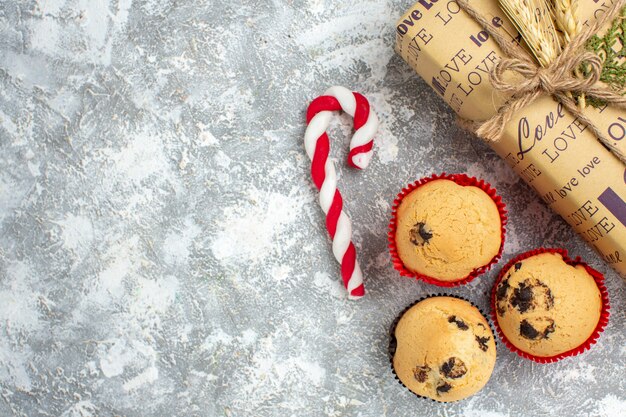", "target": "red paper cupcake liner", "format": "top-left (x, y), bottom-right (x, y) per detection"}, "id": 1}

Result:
top-left (490, 248), bottom-right (610, 363)
top-left (388, 173), bottom-right (508, 287)
top-left (389, 294), bottom-right (497, 403)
